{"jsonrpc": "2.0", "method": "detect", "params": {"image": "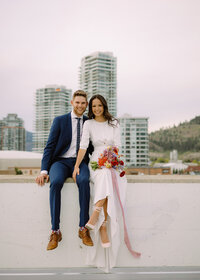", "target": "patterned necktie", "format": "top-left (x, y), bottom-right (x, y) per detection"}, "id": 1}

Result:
top-left (76, 117), bottom-right (81, 155)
